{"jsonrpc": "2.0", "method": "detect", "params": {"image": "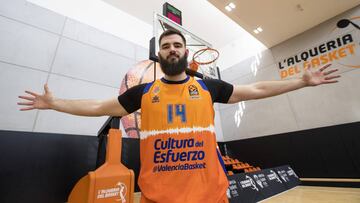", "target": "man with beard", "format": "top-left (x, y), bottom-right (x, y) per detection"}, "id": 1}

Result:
top-left (18, 29), bottom-right (340, 203)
